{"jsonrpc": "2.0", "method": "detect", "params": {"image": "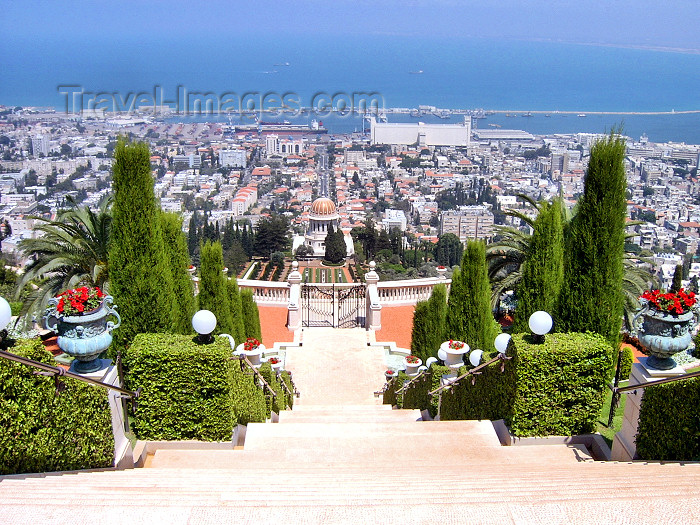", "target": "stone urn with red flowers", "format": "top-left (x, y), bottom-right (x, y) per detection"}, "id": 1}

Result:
top-left (43, 286), bottom-right (121, 374)
top-left (634, 288), bottom-right (697, 370)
